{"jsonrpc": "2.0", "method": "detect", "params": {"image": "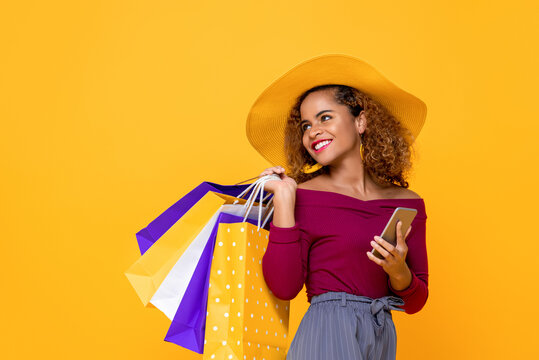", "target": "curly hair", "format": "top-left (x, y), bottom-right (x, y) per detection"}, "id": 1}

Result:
top-left (284, 84), bottom-right (416, 188)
